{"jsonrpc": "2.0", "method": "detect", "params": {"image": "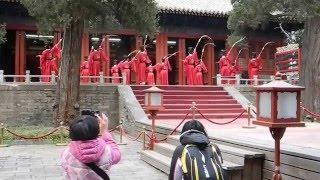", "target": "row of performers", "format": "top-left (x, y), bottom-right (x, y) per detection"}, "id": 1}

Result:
top-left (38, 35), bottom-right (270, 85)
